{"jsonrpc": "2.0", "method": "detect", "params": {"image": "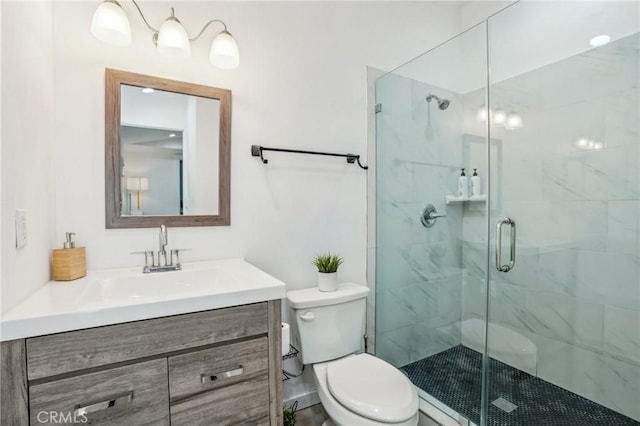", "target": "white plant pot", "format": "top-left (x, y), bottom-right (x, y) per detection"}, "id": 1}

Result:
top-left (317, 272), bottom-right (338, 292)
